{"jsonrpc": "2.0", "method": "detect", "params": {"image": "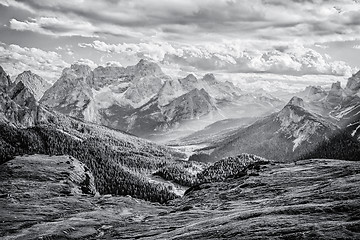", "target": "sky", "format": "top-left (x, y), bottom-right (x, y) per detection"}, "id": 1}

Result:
top-left (0, 0), bottom-right (360, 91)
